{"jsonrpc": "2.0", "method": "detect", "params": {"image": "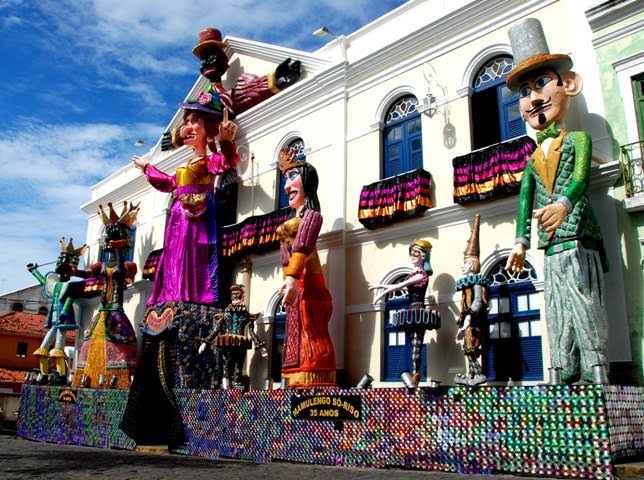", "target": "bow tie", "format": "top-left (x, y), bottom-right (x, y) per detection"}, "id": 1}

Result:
top-left (536, 122), bottom-right (560, 145)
